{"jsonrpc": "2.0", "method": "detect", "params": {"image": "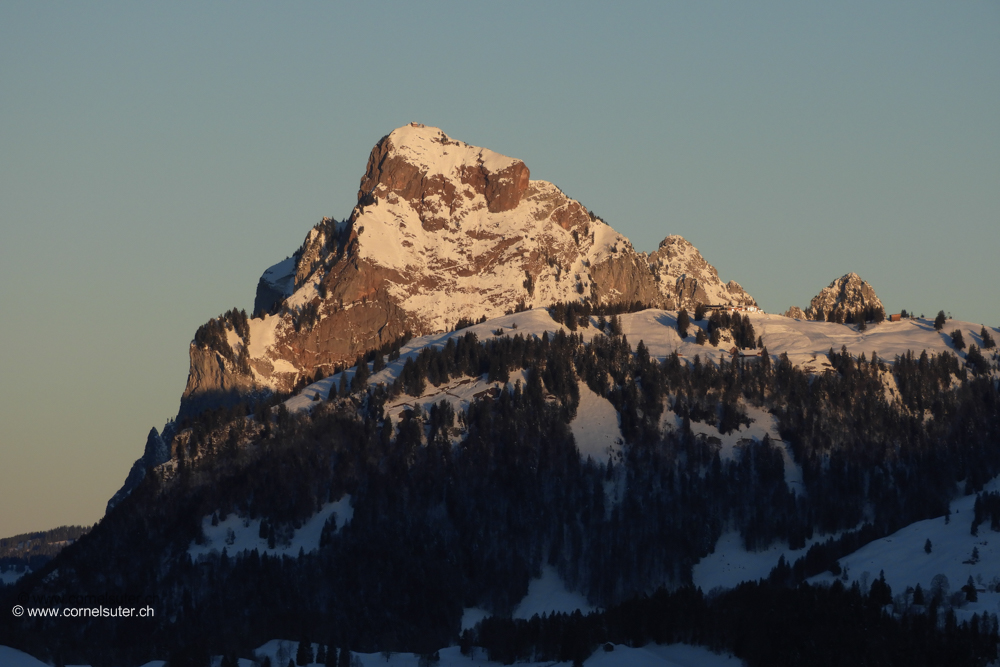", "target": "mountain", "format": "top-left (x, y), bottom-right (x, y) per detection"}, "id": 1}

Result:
top-left (6, 125), bottom-right (1000, 667)
top-left (179, 124), bottom-right (755, 418)
top-left (784, 272), bottom-right (884, 323)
